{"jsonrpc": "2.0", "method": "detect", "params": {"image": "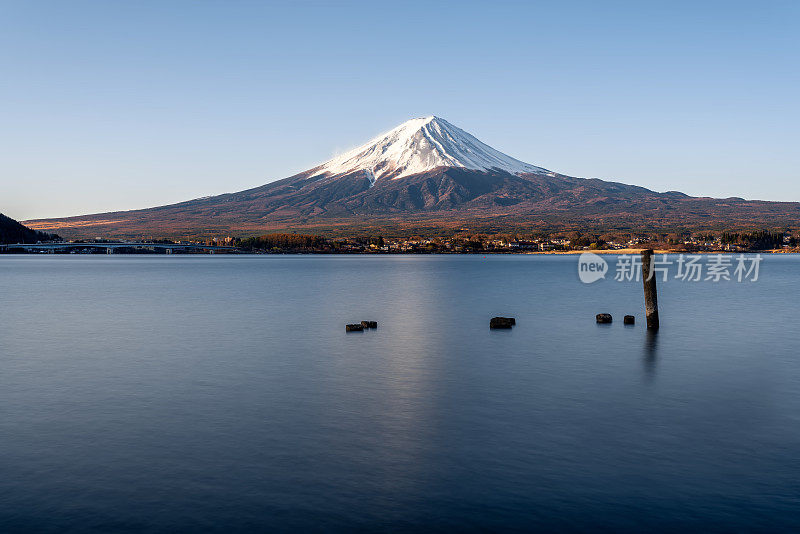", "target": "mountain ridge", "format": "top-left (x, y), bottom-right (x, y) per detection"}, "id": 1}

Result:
top-left (24, 116), bottom-right (800, 239)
